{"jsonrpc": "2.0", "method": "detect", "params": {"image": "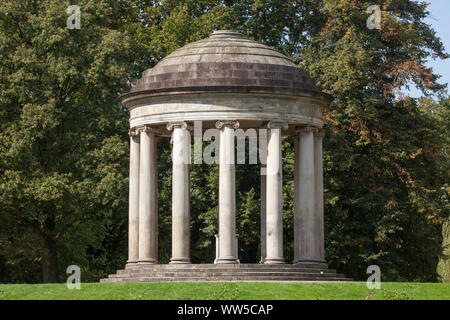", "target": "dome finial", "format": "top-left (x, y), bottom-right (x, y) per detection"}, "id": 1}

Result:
top-left (209, 30), bottom-right (243, 39)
